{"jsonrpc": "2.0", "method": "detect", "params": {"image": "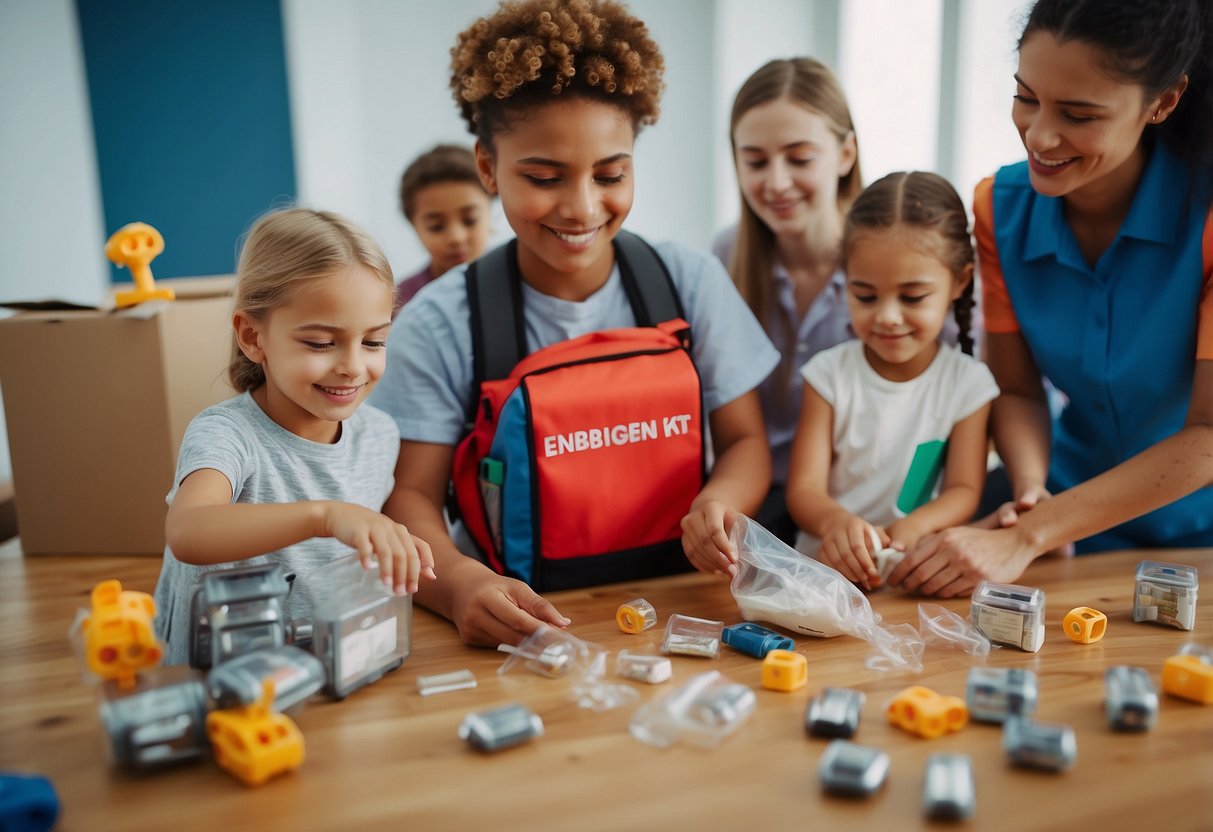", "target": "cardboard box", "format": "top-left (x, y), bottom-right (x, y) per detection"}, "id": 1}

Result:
top-left (0, 278), bottom-right (235, 554)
